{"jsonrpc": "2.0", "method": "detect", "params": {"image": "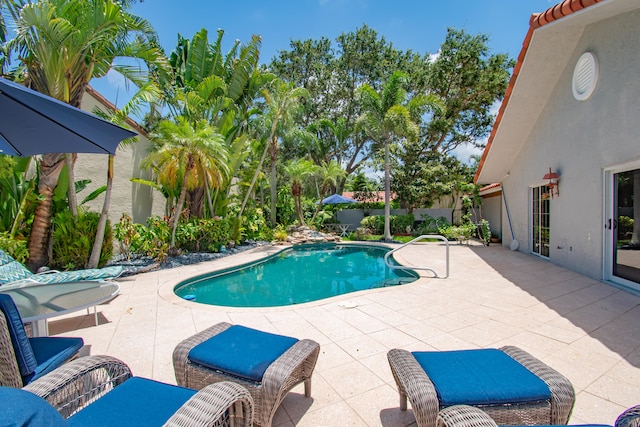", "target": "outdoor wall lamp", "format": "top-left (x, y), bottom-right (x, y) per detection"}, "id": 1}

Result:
top-left (543, 168), bottom-right (560, 198)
